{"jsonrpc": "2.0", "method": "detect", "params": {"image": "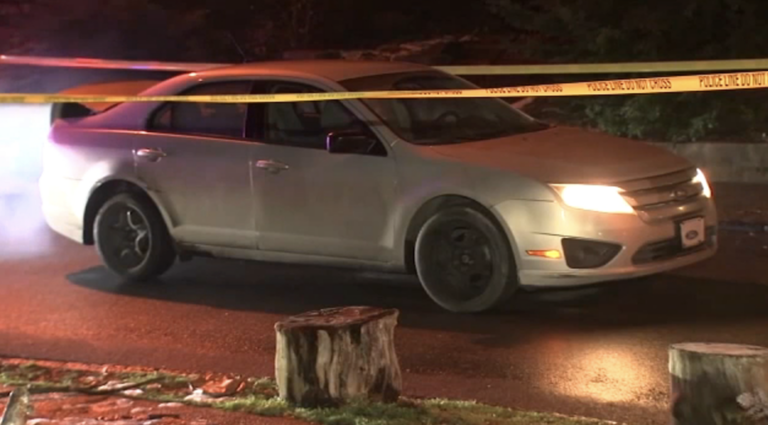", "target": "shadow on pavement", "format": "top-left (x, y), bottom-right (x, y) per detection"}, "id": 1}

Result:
top-left (66, 253), bottom-right (768, 339)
